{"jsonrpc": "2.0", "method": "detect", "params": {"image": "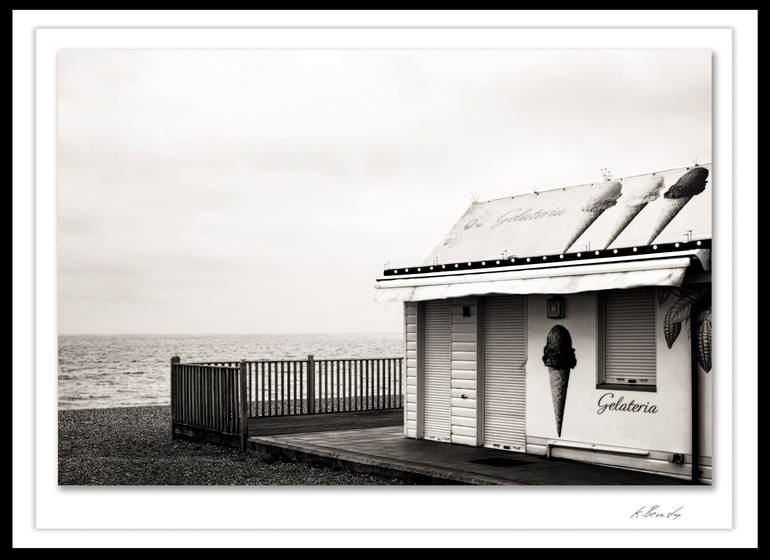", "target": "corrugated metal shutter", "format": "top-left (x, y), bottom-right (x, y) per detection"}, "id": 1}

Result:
top-left (600, 288), bottom-right (657, 386)
top-left (483, 295), bottom-right (527, 452)
top-left (422, 300), bottom-right (452, 442)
